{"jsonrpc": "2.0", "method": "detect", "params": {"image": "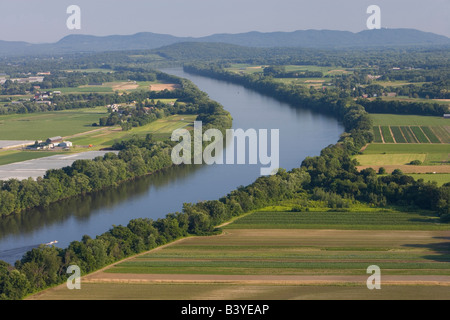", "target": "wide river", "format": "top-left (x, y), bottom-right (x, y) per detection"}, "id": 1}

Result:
top-left (0, 68), bottom-right (344, 264)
